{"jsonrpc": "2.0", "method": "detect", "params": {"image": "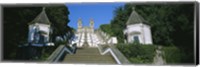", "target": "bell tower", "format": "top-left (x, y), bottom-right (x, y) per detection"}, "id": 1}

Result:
top-left (78, 18), bottom-right (82, 29)
top-left (90, 18), bottom-right (94, 29)
top-left (28, 7), bottom-right (51, 43)
top-left (89, 18), bottom-right (94, 33)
